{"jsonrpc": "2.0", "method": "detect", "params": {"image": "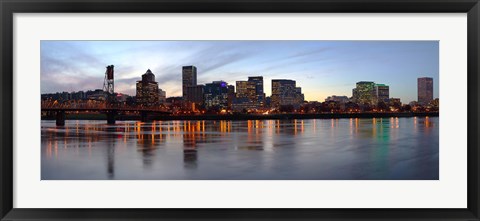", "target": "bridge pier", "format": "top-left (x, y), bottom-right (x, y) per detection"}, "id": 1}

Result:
top-left (140, 111), bottom-right (150, 122)
top-left (106, 110), bottom-right (117, 125)
top-left (55, 111), bottom-right (65, 126)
